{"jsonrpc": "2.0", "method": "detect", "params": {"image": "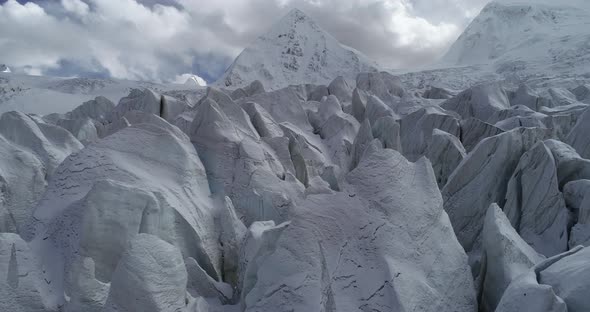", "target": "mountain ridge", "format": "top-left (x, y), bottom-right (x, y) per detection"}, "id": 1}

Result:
top-left (440, 0), bottom-right (590, 76)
